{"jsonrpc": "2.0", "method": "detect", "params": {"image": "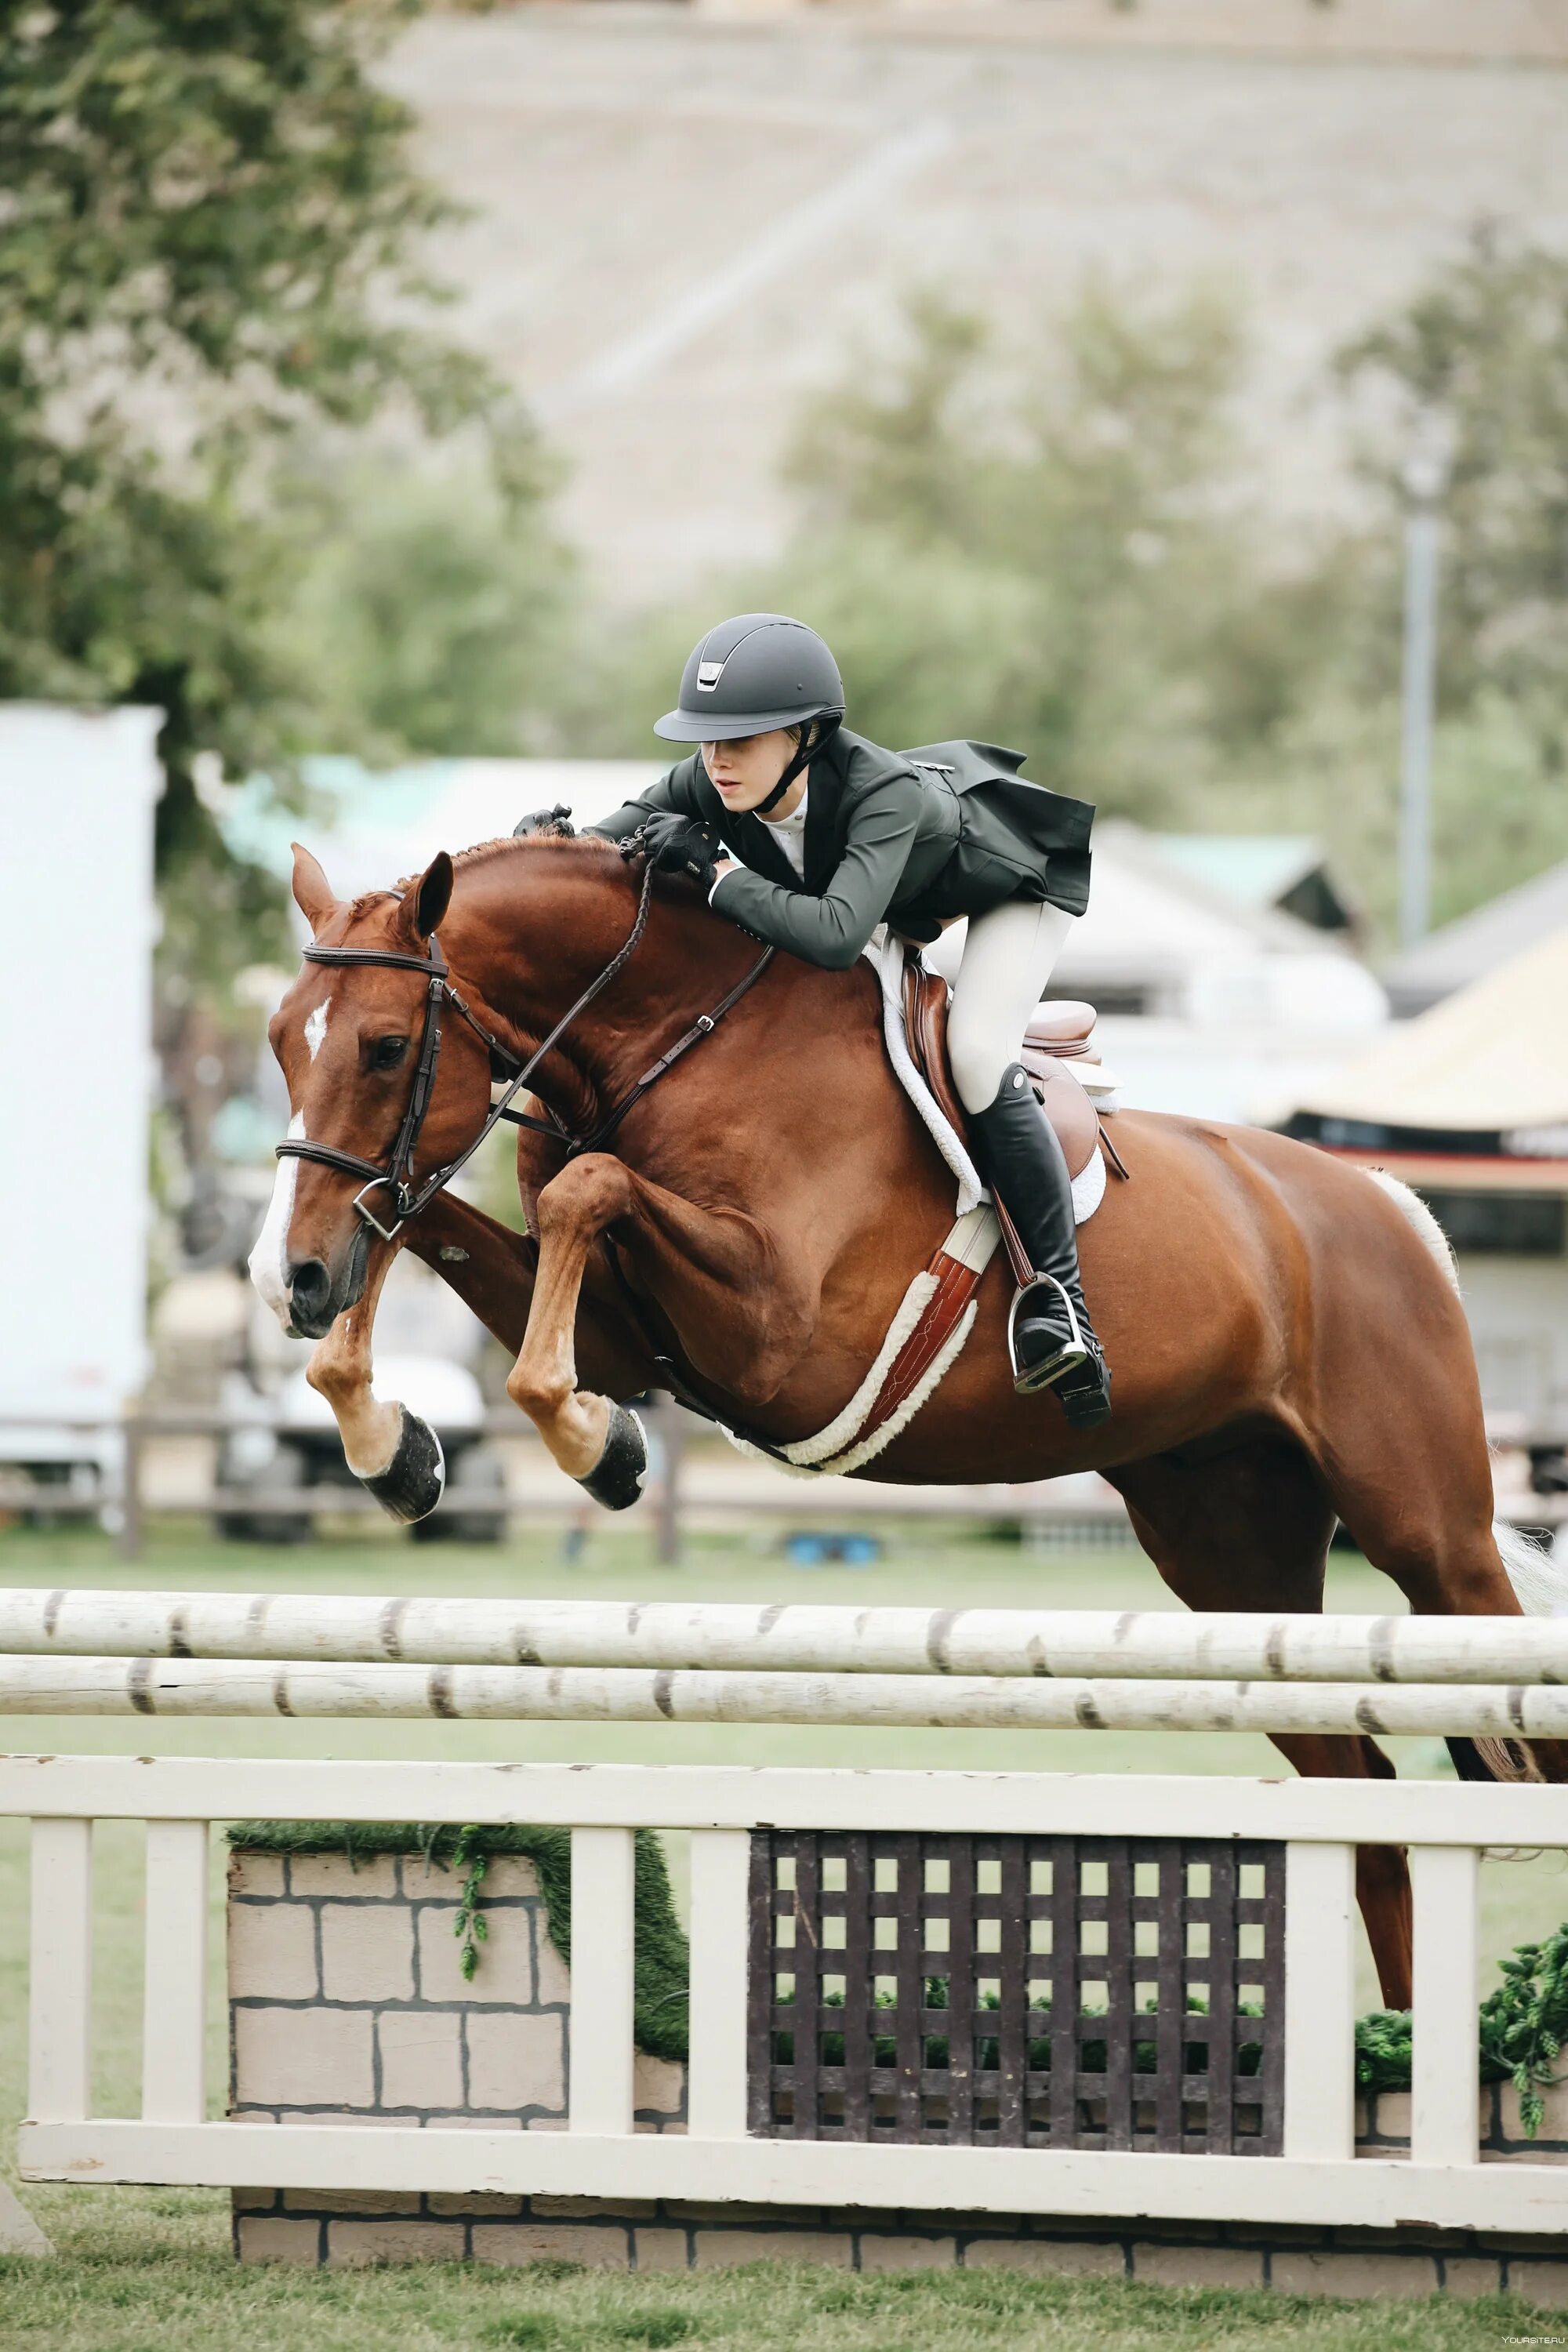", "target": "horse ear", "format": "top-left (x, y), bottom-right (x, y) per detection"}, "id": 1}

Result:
top-left (291, 844), bottom-right (337, 936)
top-left (405, 851), bottom-right (453, 941)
